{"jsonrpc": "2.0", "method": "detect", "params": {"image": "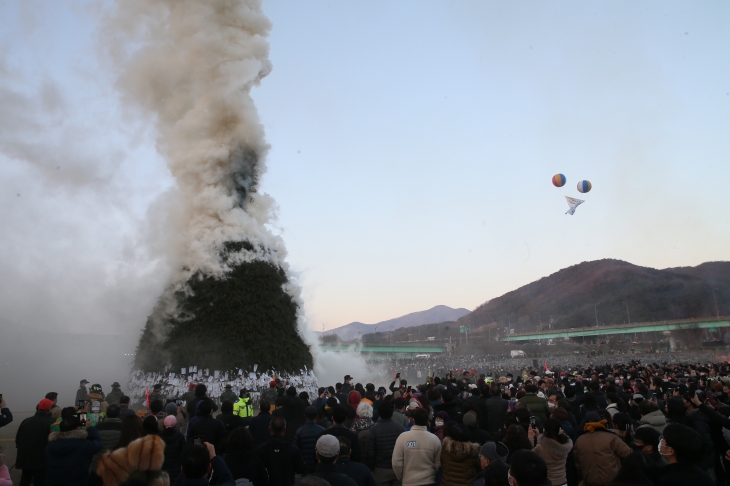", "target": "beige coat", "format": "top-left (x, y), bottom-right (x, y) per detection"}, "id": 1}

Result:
top-left (573, 429), bottom-right (631, 486)
top-left (392, 425), bottom-right (442, 486)
top-left (533, 434), bottom-right (573, 486)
